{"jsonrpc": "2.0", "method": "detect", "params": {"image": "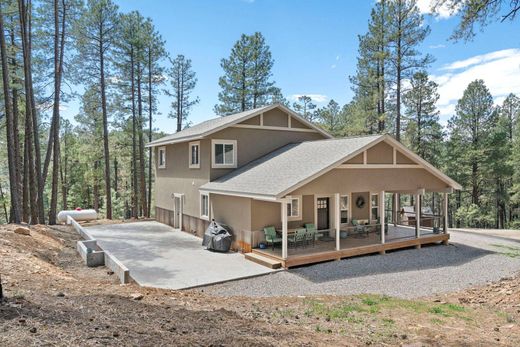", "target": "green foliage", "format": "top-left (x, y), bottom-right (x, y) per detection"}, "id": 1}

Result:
top-left (214, 32), bottom-right (280, 115)
top-left (165, 54), bottom-right (199, 131)
top-left (433, 0), bottom-right (520, 41)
